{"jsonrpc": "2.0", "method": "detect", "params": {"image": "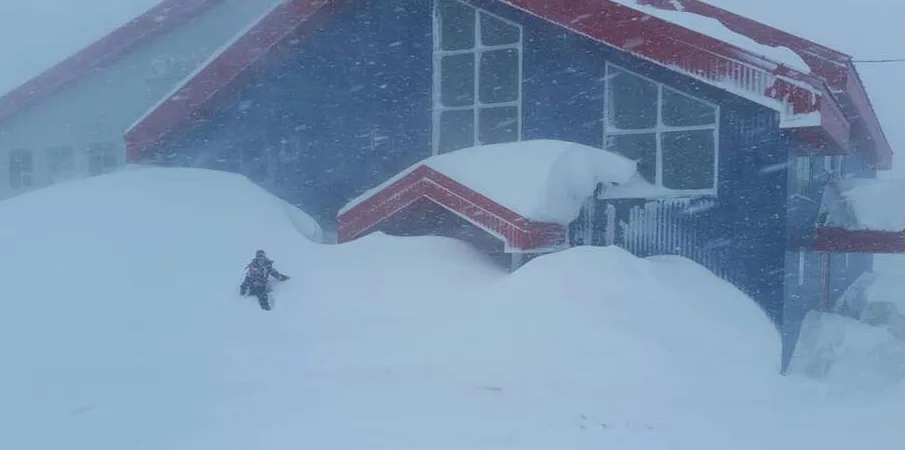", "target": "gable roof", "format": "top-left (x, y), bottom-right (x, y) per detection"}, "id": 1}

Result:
top-left (123, 0), bottom-right (892, 170)
top-left (0, 0), bottom-right (222, 126)
top-left (336, 164), bottom-right (567, 252)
